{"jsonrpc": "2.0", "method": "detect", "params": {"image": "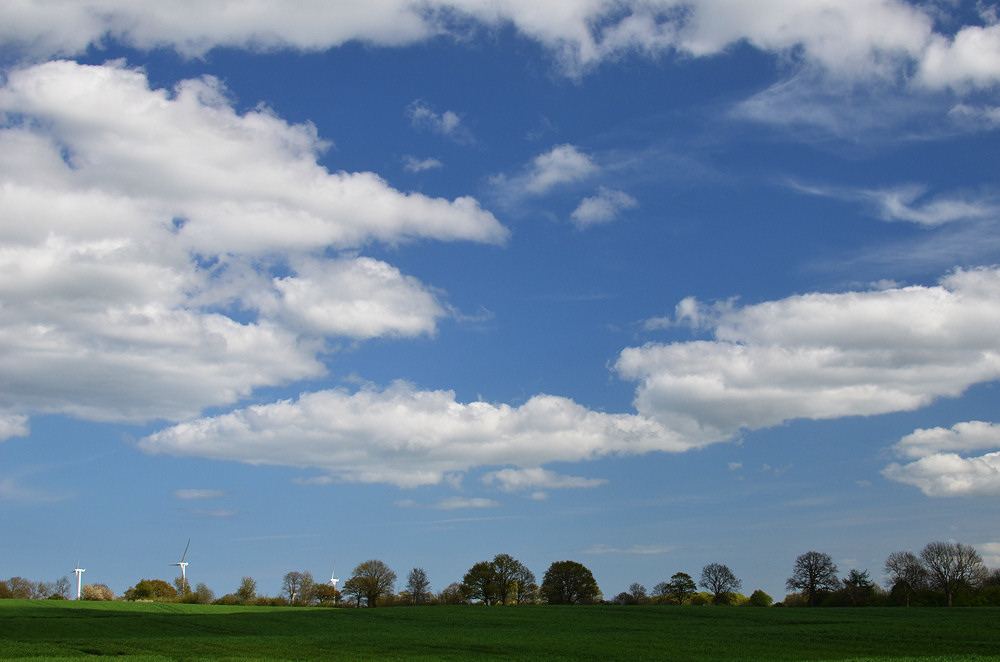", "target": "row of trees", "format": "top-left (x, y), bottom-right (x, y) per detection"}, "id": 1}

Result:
top-left (5, 541), bottom-right (993, 608)
top-left (784, 542), bottom-right (997, 608)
